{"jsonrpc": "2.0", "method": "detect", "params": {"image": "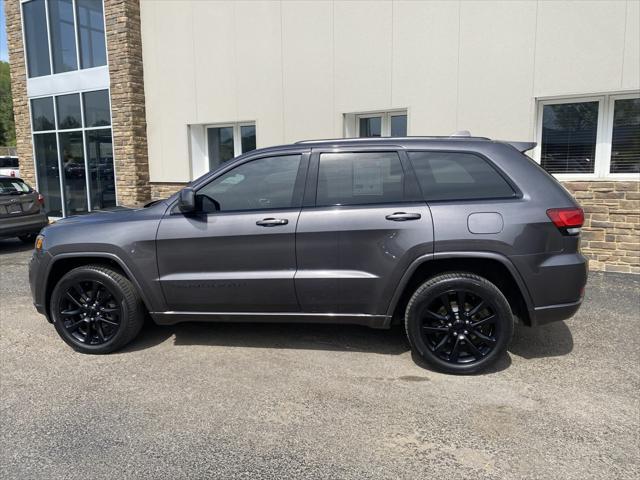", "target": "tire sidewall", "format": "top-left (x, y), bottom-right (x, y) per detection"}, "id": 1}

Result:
top-left (51, 268), bottom-right (131, 354)
top-left (406, 275), bottom-right (513, 374)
